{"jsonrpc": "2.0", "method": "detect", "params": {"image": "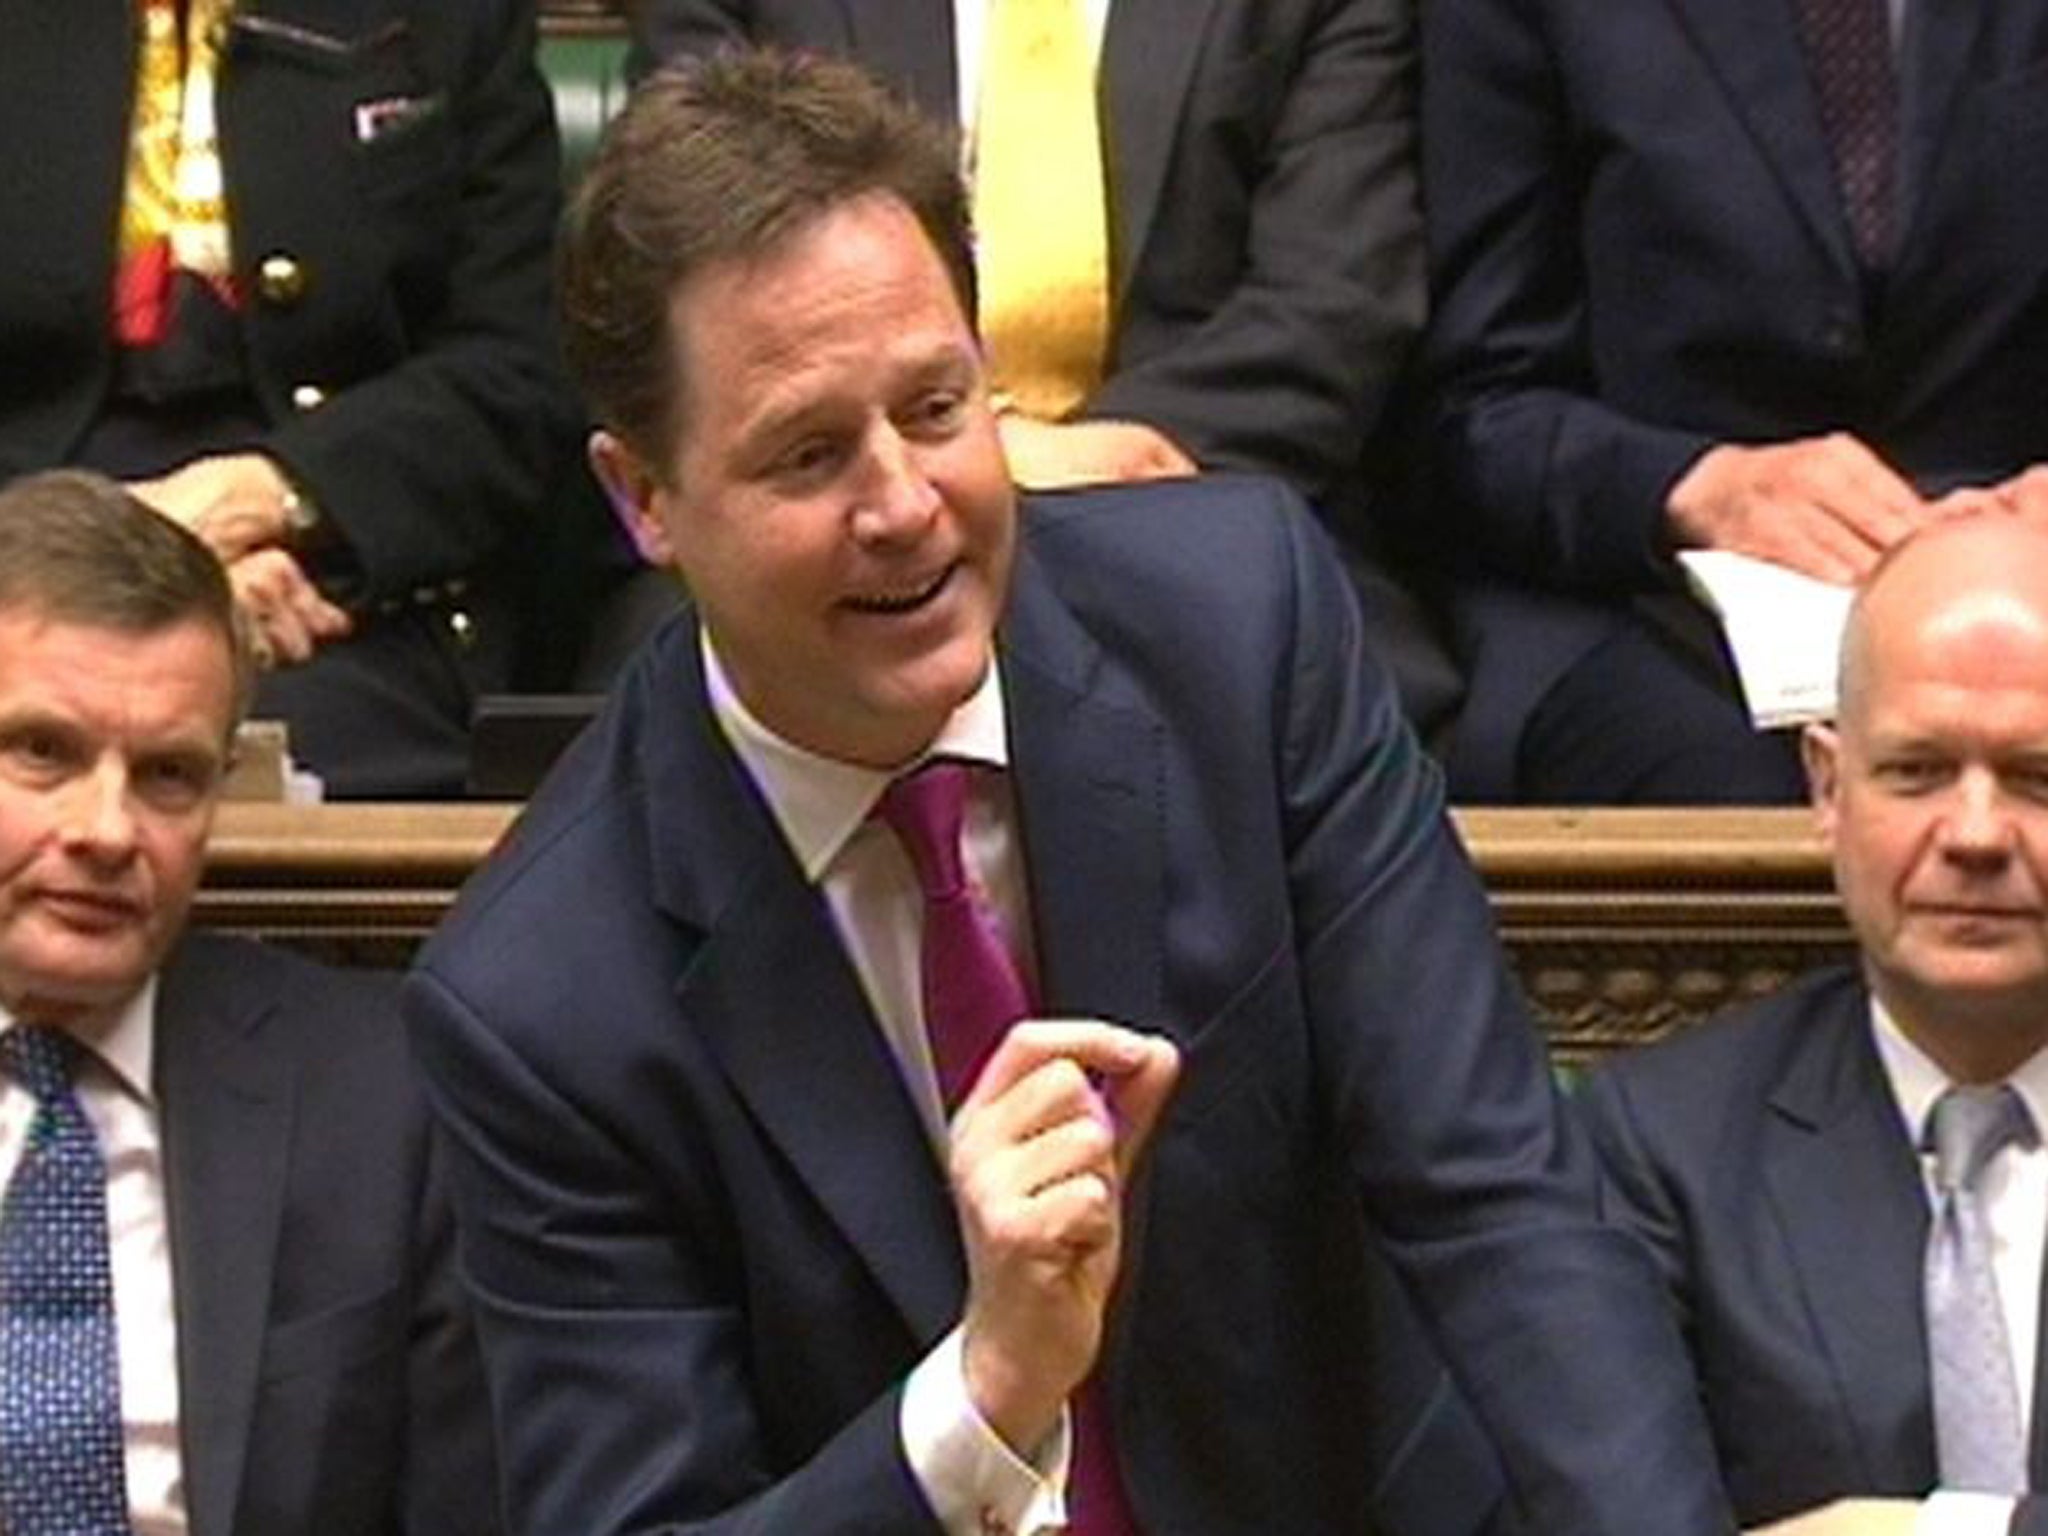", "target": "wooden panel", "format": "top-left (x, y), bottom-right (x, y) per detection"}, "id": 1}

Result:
top-left (541, 0), bottom-right (627, 36)
top-left (195, 804), bottom-right (1853, 1059)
